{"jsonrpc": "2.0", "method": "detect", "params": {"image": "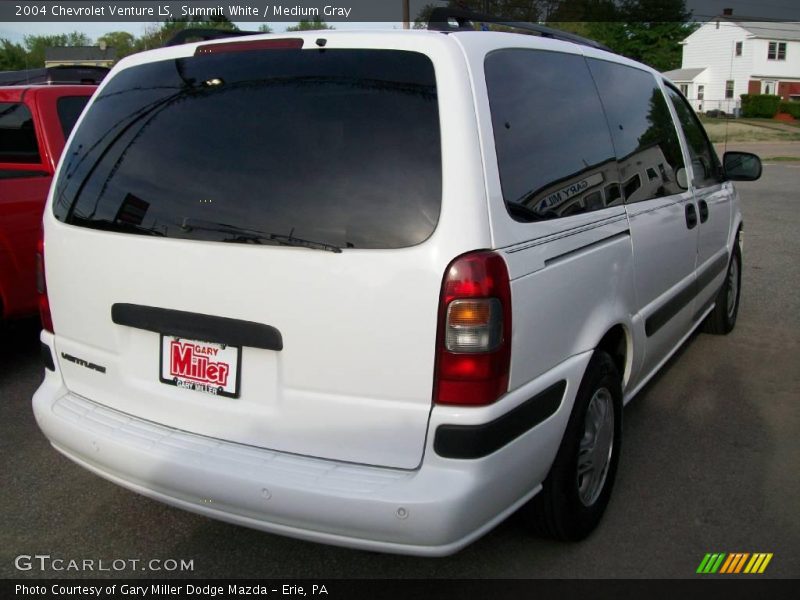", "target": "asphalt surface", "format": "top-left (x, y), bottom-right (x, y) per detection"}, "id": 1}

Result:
top-left (2, 164), bottom-right (798, 579)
